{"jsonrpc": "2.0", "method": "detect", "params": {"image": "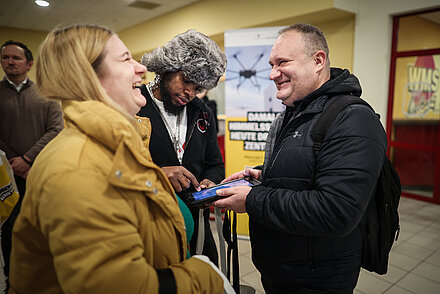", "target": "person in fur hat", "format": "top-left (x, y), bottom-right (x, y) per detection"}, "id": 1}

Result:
top-left (137, 29), bottom-right (226, 265)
